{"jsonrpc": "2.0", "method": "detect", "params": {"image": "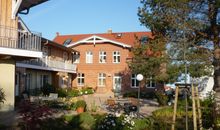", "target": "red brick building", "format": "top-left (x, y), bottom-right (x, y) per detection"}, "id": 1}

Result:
top-left (53, 31), bottom-right (159, 94)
